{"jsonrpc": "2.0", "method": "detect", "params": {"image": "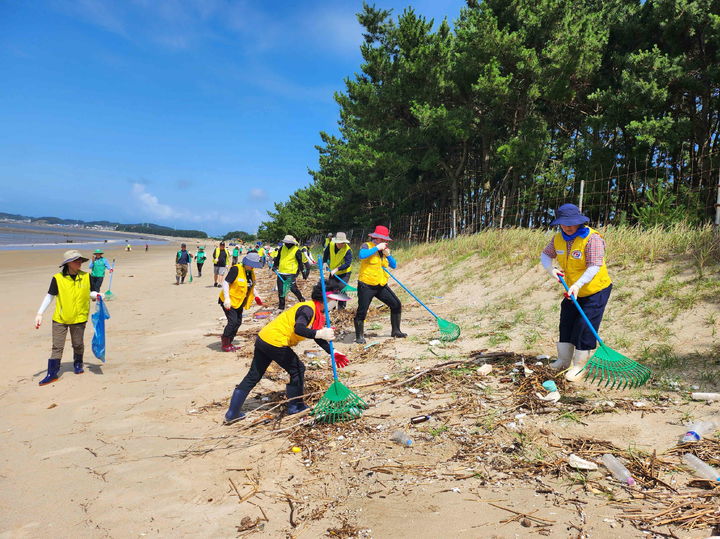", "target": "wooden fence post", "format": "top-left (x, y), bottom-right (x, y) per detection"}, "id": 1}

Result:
top-left (579, 179), bottom-right (585, 212)
top-left (425, 212), bottom-right (432, 242)
top-left (452, 208), bottom-right (457, 237)
top-left (499, 196), bottom-right (507, 228)
top-left (715, 168), bottom-right (720, 228)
